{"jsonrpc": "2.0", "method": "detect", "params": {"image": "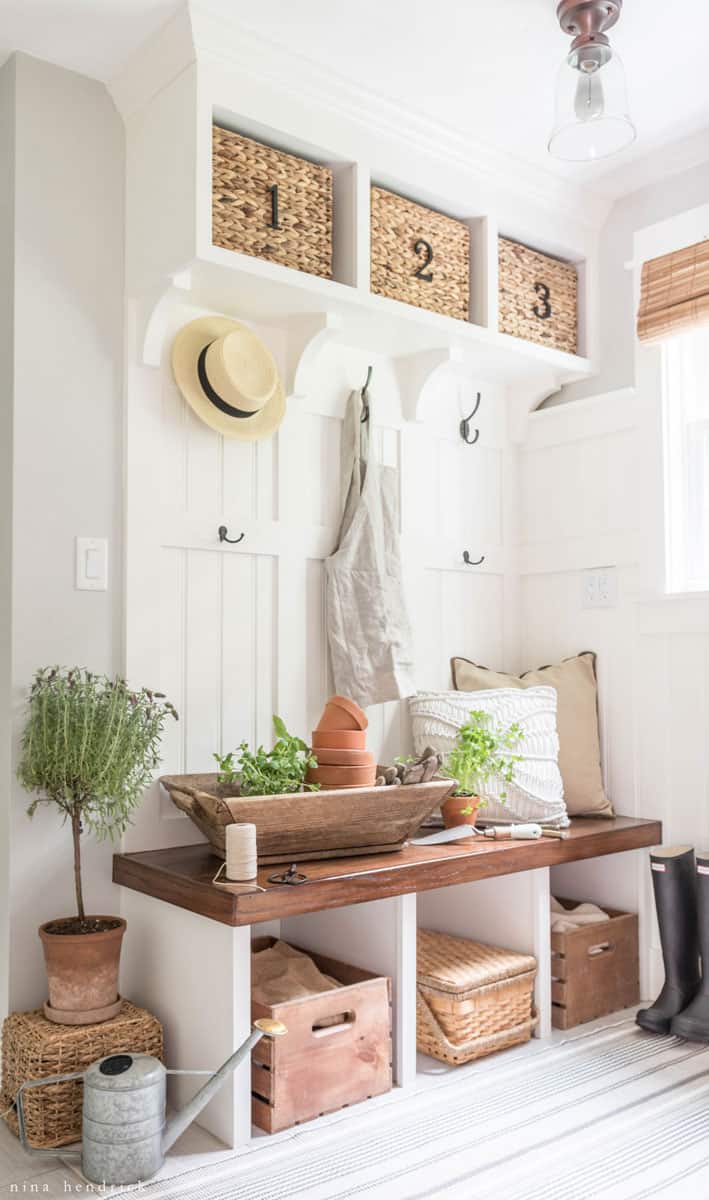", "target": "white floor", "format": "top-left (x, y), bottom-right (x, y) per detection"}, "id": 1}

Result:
top-left (2, 1006), bottom-right (701, 1200)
